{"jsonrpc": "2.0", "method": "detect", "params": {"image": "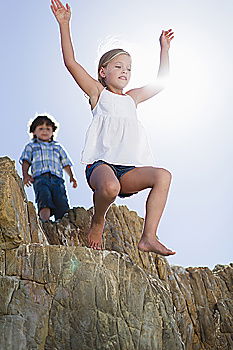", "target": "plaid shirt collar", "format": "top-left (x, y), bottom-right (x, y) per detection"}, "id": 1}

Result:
top-left (32, 137), bottom-right (57, 145)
